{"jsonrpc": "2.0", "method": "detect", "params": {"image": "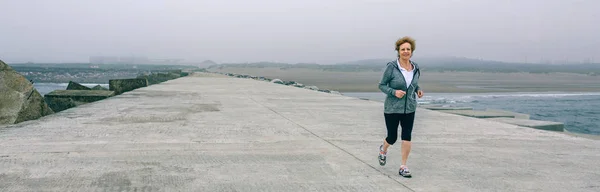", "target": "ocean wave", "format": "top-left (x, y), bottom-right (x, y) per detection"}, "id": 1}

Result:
top-left (418, 98), bottom-right (469, 104)
top-left (466, 92), bottom-right (600, 99)
top-left (418, 92), bottom-right (600, 104)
